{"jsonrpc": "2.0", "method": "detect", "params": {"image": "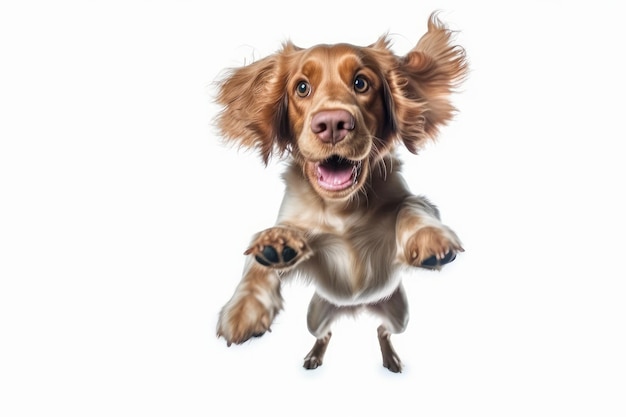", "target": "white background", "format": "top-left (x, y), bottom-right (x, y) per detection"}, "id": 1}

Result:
top-left (1, 0), bottom-right (625, 415)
